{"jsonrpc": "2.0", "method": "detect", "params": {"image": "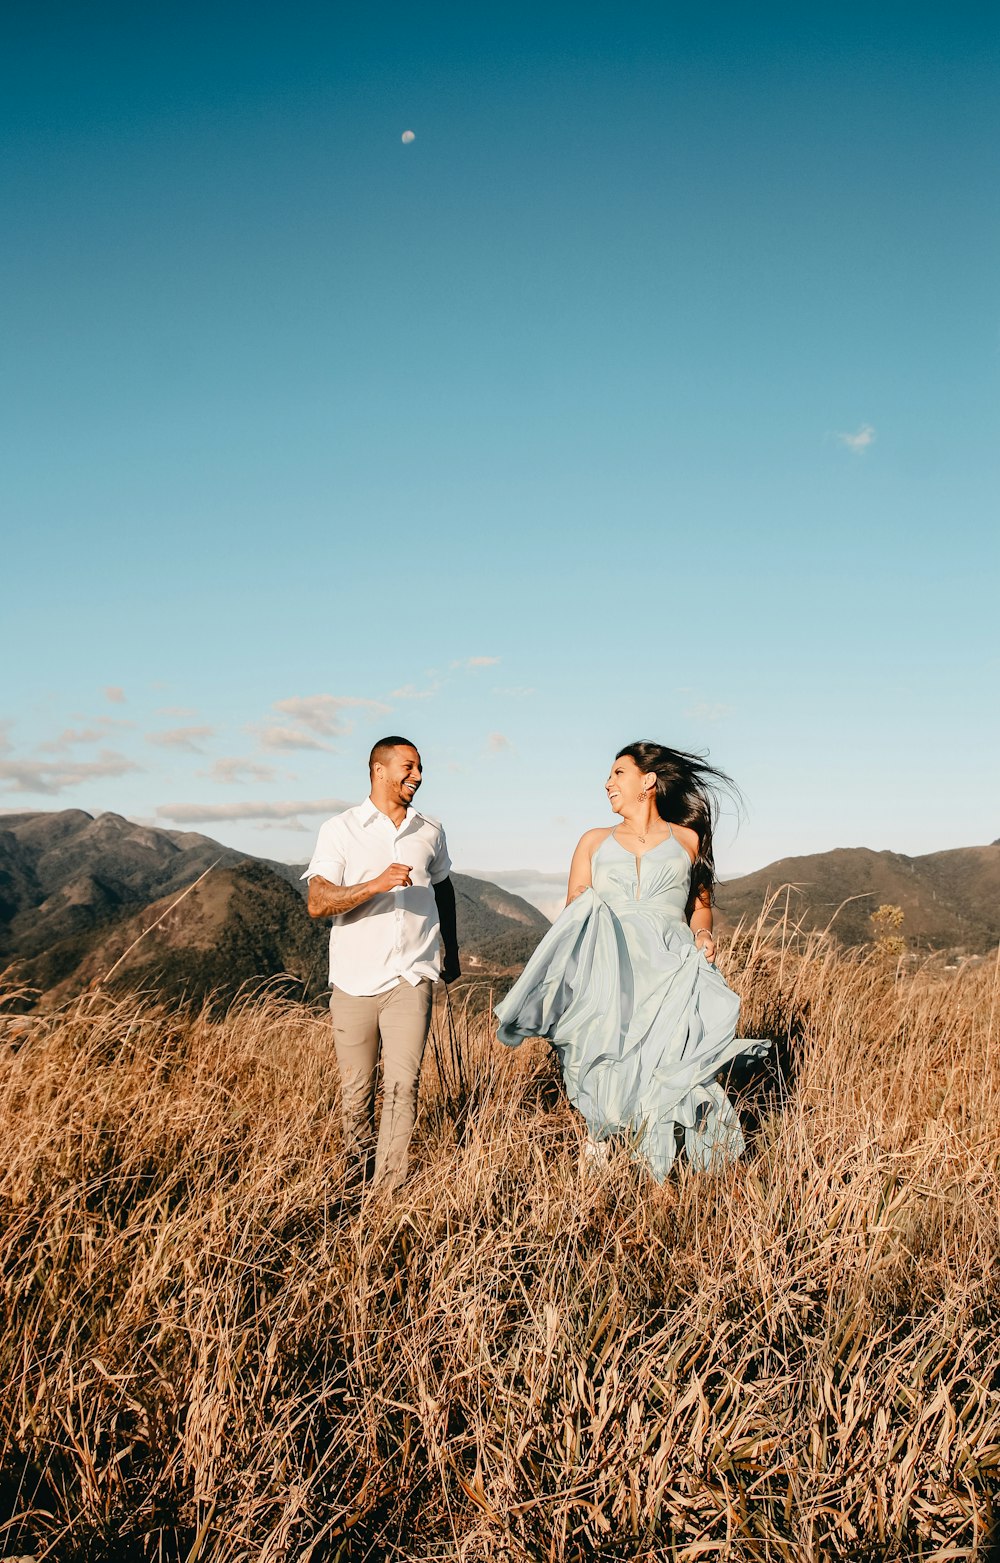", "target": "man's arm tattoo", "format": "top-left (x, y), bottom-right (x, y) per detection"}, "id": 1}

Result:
top-left (307, 876), bottom-right (375, 919)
